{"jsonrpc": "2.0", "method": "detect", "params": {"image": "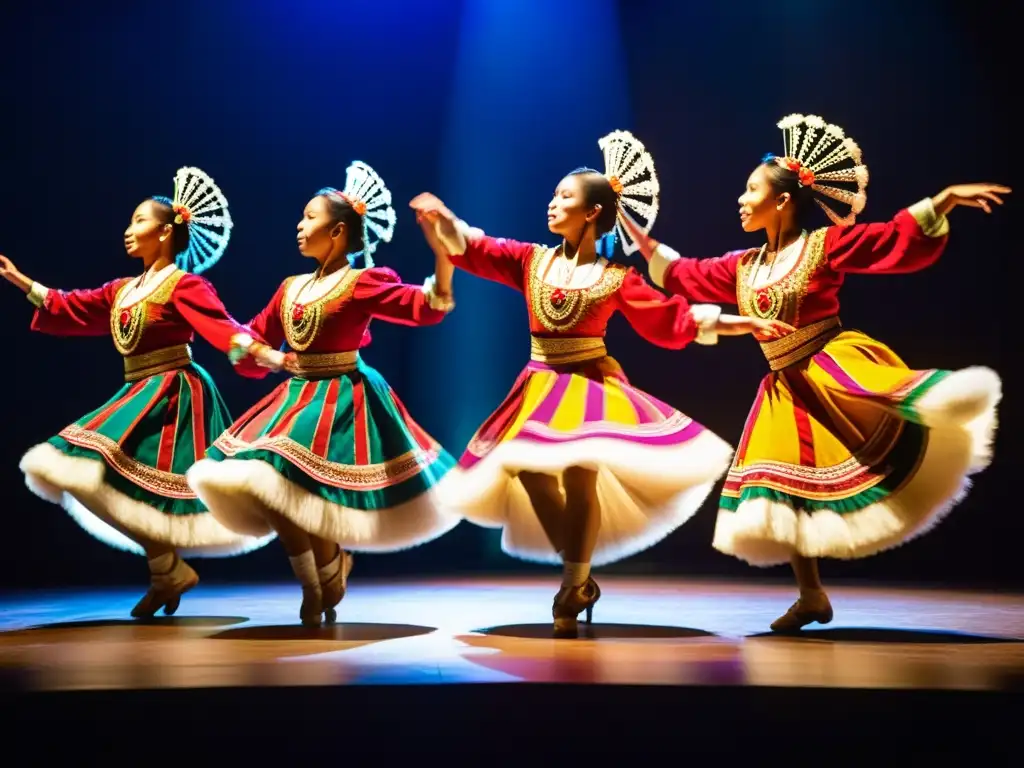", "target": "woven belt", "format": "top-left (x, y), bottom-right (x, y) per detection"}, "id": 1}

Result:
top-left (530, 336), bottom-right (607, 365)
top-left (760, 317), bottom-right (842, 371)
top-left (123, 344), bottom-right (192, 382)
top-left (291, 350), bottom-right (360, 378)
